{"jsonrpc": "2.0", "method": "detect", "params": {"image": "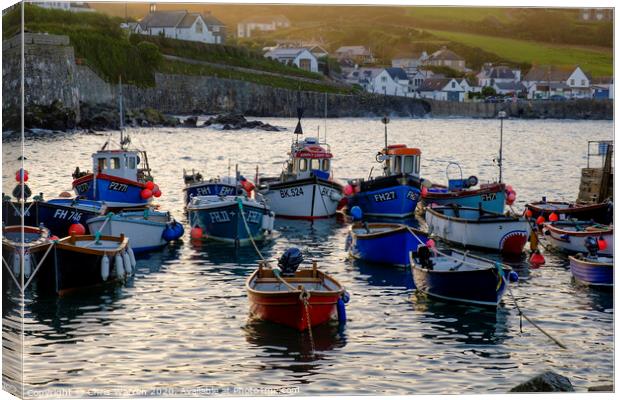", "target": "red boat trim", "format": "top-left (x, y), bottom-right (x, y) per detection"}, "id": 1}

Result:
top-left (545, 223), bottom-right (612, 237)
top-left (526, 201), bottom-right (608, 214)
top-left (72, 173), bottom-right (146, 189)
